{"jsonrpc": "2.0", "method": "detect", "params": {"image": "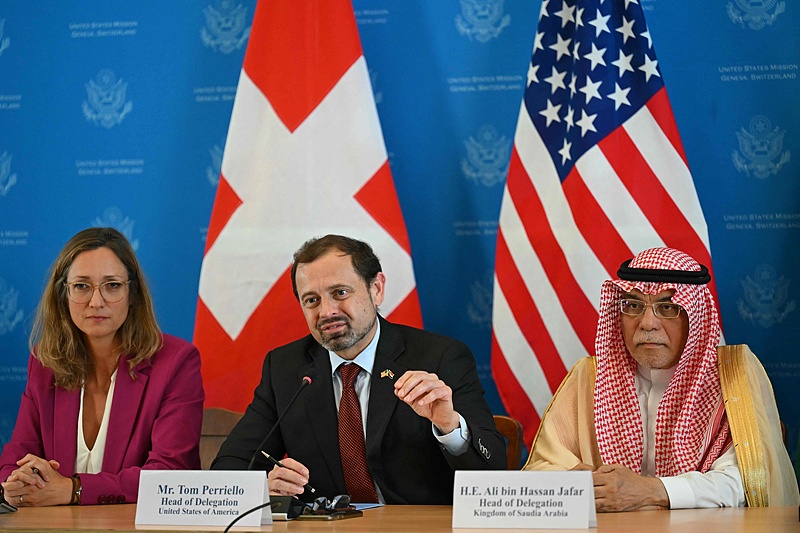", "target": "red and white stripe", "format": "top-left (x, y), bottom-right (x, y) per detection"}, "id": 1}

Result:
top-left (492, 86), bottom-right (718, 447)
